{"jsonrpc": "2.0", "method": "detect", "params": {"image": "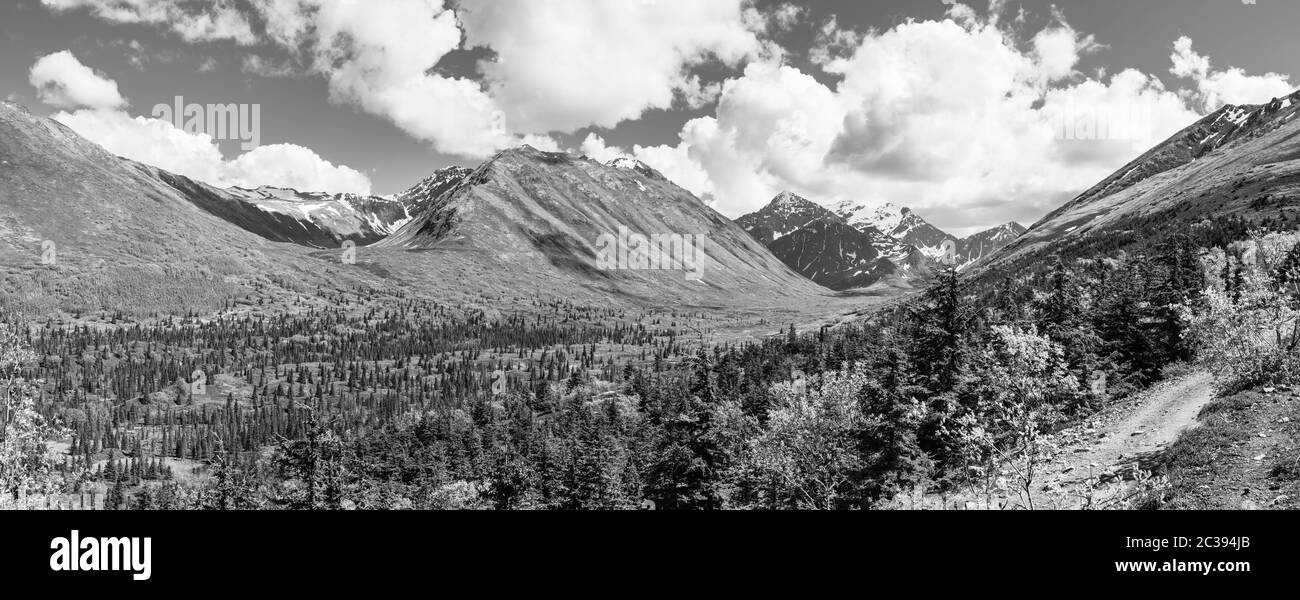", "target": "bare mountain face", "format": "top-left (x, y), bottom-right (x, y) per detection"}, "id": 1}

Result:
top-left (372, 147), bottom-right (824, 307)
top-left (225, 187), bottom-right (411, 245)
top-left (735, 191), bottom-right (842, 243)
top-left (735, 192), bottom-right (1026, 290)
top-left (159, 175), bottom-right (413, 248)
top-left (1, 102), bottom-right (831, 318)
top-left (0, 101), bottom-right (310, 316)
top-left (975, 90), bottom-right (1300, 280)
top-left (766, 219), bottom-right (892, 291)
top-left (394, 166), bottom-right (472, 217)
top-left (890, 208), bottom-right (951, 249)
top-left (958, 221), bottom-right (1027, 265)
top-left (165, 167), bottom-right (474, 249)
